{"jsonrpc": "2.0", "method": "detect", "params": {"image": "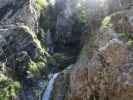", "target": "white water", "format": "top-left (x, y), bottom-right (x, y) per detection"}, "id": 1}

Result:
top-left (42, 73), bottom-right (59, 100)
